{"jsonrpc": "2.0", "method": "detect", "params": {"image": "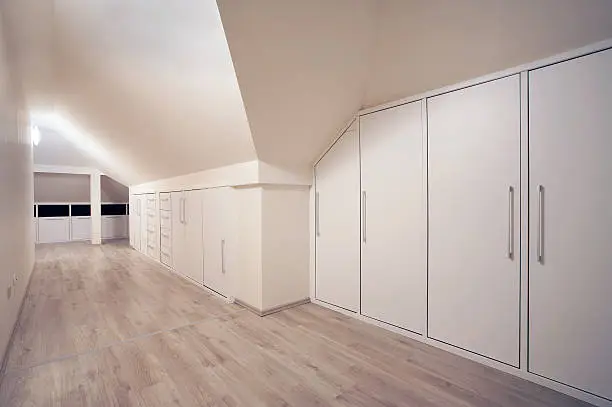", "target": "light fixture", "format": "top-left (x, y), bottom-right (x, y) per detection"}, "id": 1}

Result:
top-left (31, 125), bottom-right (41, 146)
